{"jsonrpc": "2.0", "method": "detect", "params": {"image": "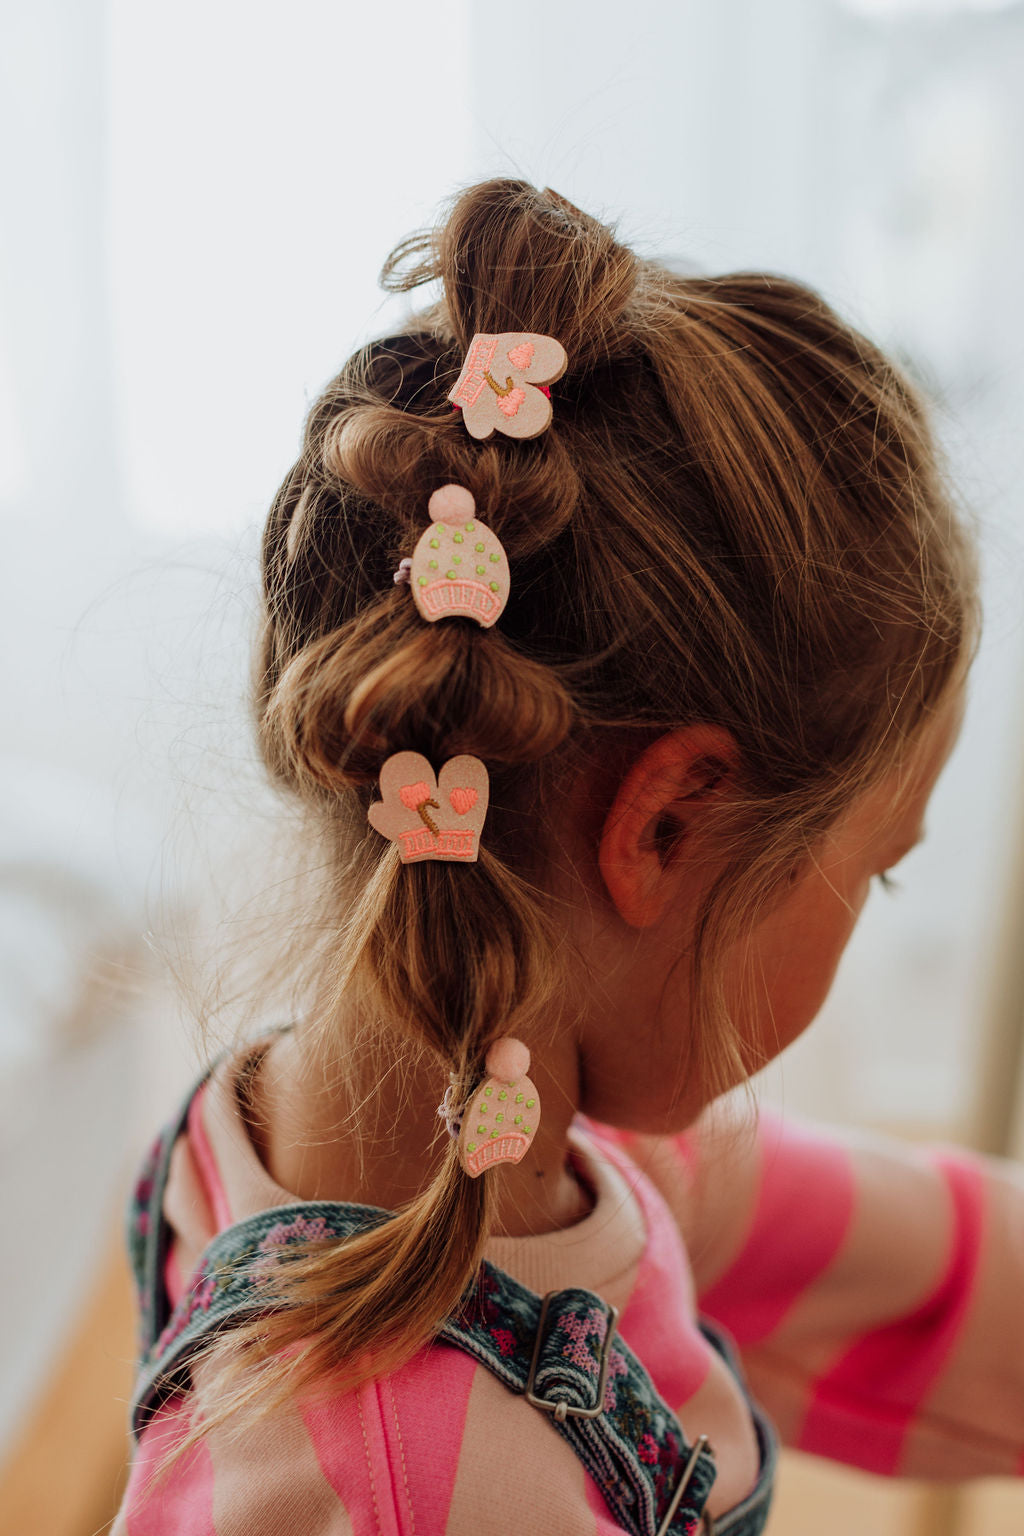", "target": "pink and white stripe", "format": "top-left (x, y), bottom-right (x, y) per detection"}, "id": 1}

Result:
top-left (113, 1055), bottom-right (1024, 1533)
